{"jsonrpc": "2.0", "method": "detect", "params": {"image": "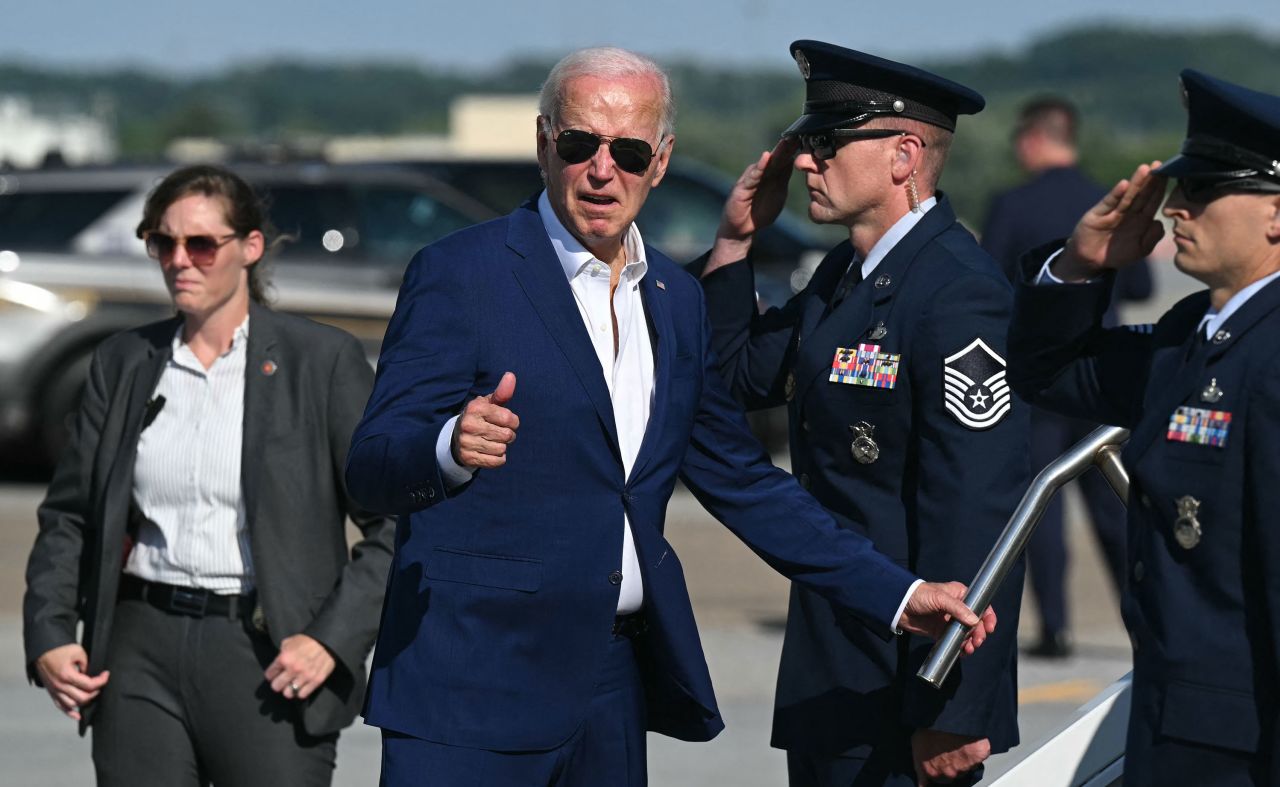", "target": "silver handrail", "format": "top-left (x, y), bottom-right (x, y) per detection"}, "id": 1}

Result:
top-left (918, 425), bottom-right (1131, 688)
